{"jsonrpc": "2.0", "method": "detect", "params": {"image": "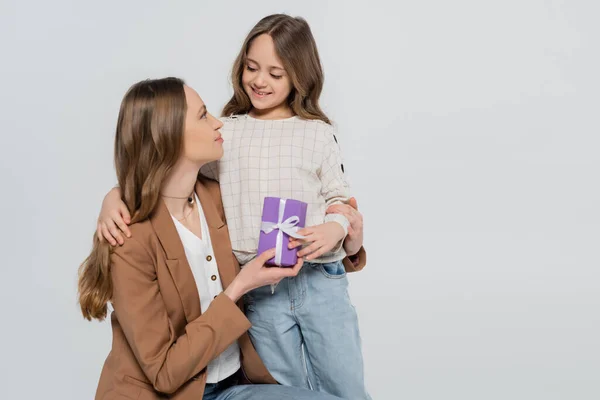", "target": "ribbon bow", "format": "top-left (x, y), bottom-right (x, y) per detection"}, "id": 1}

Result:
top-left (261, 216), bottom-right (304, 237)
